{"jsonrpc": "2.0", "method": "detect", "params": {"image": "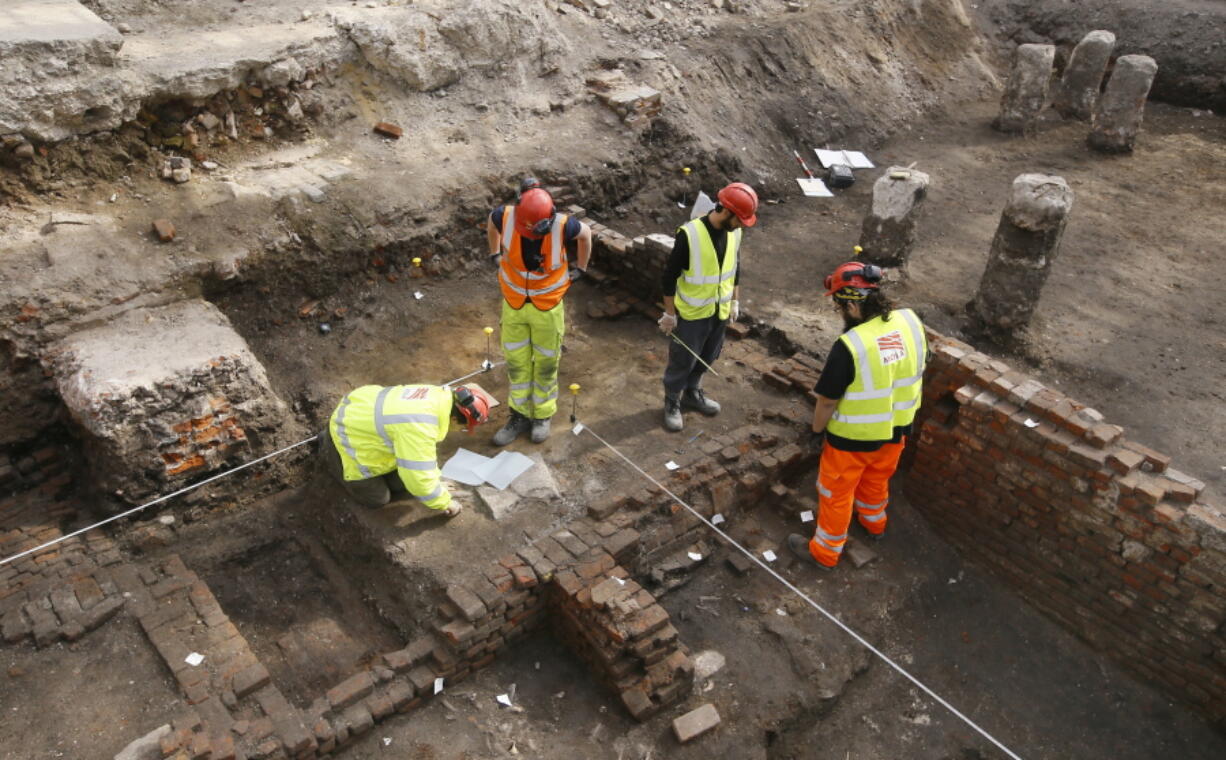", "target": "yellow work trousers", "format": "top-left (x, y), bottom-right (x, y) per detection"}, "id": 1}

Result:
top-left (501, 300), bottom-right (565, 419)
